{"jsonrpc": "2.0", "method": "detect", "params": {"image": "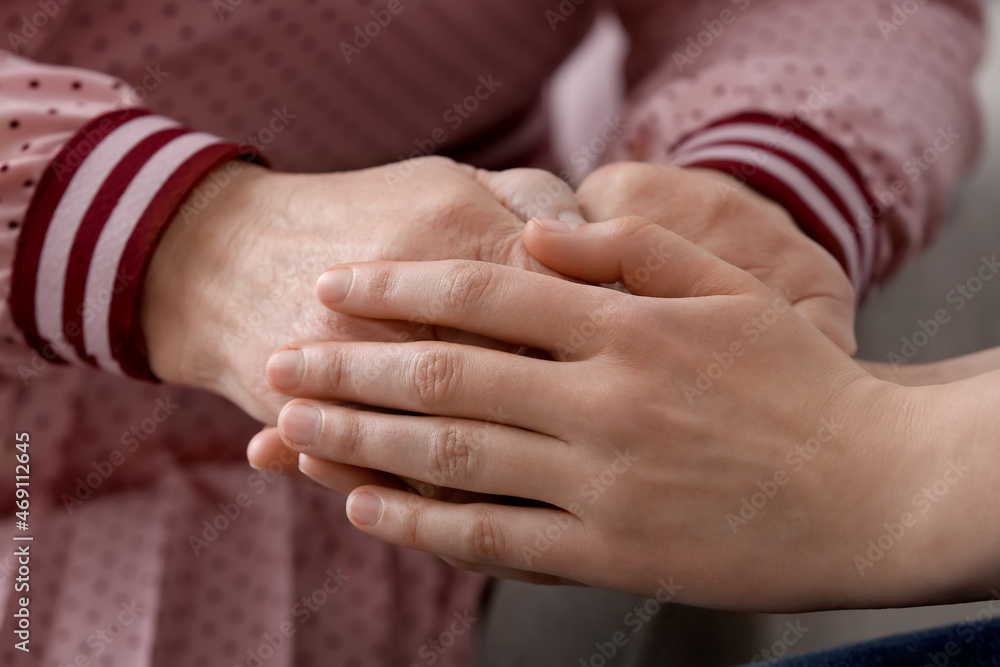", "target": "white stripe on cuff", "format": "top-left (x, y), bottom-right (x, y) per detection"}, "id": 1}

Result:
top-left (674, 144), bottom-right (864, 294)
top-left (34, 115), bottom-right (181, 356)
top-left (83, 132), bottom-right (222, 375)
top-left (673, 123), bottom-right (875, 280)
